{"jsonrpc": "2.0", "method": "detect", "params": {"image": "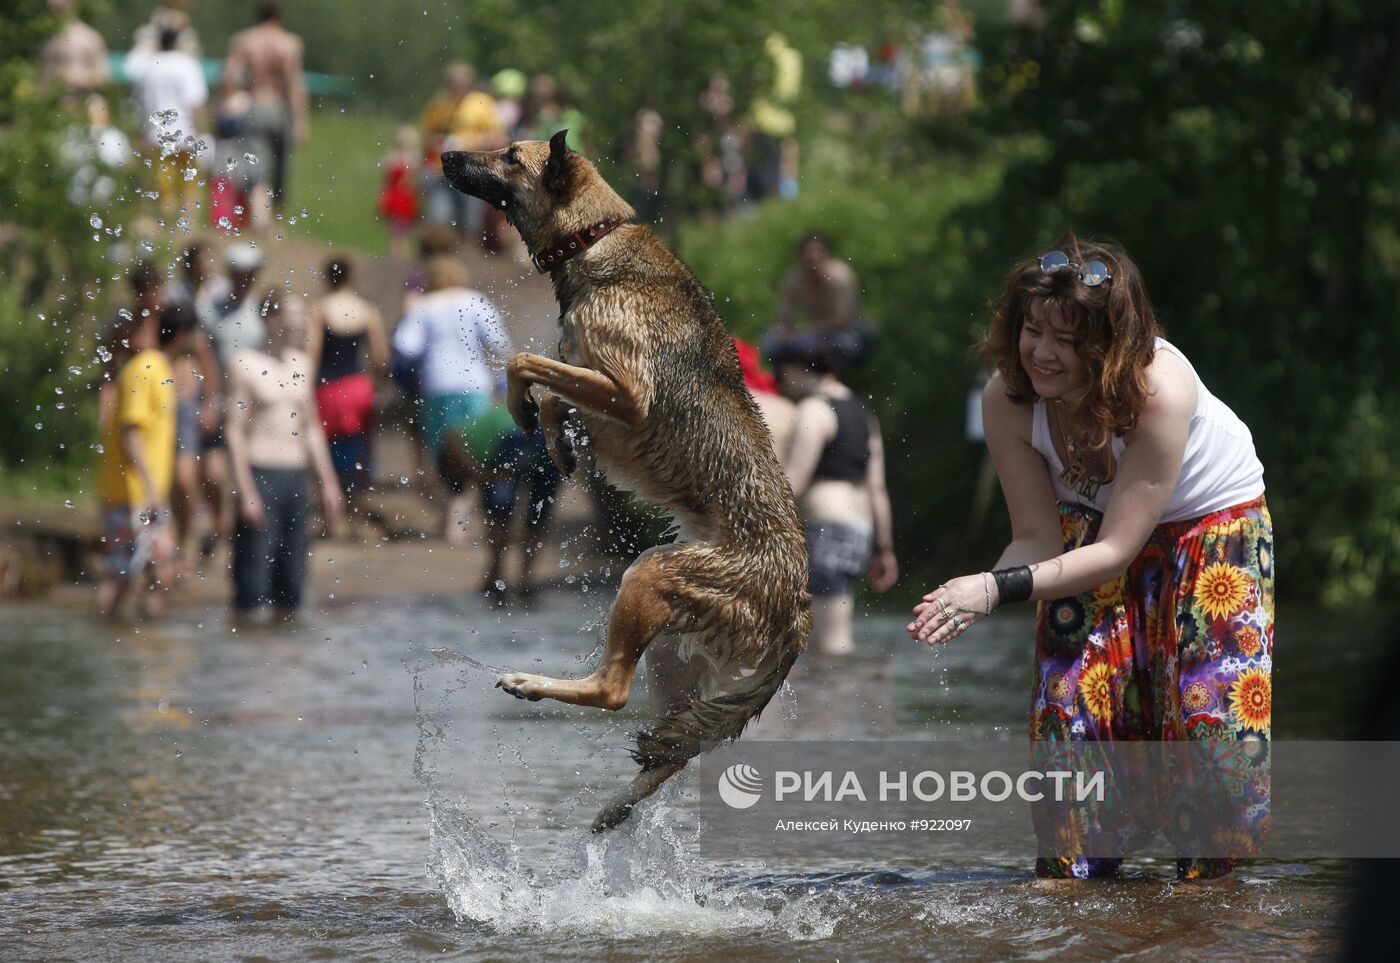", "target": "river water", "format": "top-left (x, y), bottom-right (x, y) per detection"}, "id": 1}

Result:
top-left (0, 590), bottom-right (1373, 960)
